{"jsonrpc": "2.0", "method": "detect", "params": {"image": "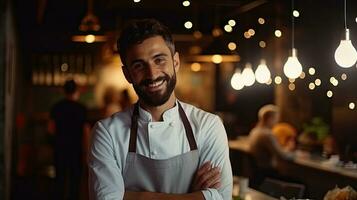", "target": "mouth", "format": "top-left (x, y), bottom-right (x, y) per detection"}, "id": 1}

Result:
top-left (145, 79), bottom-right (166, 92)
